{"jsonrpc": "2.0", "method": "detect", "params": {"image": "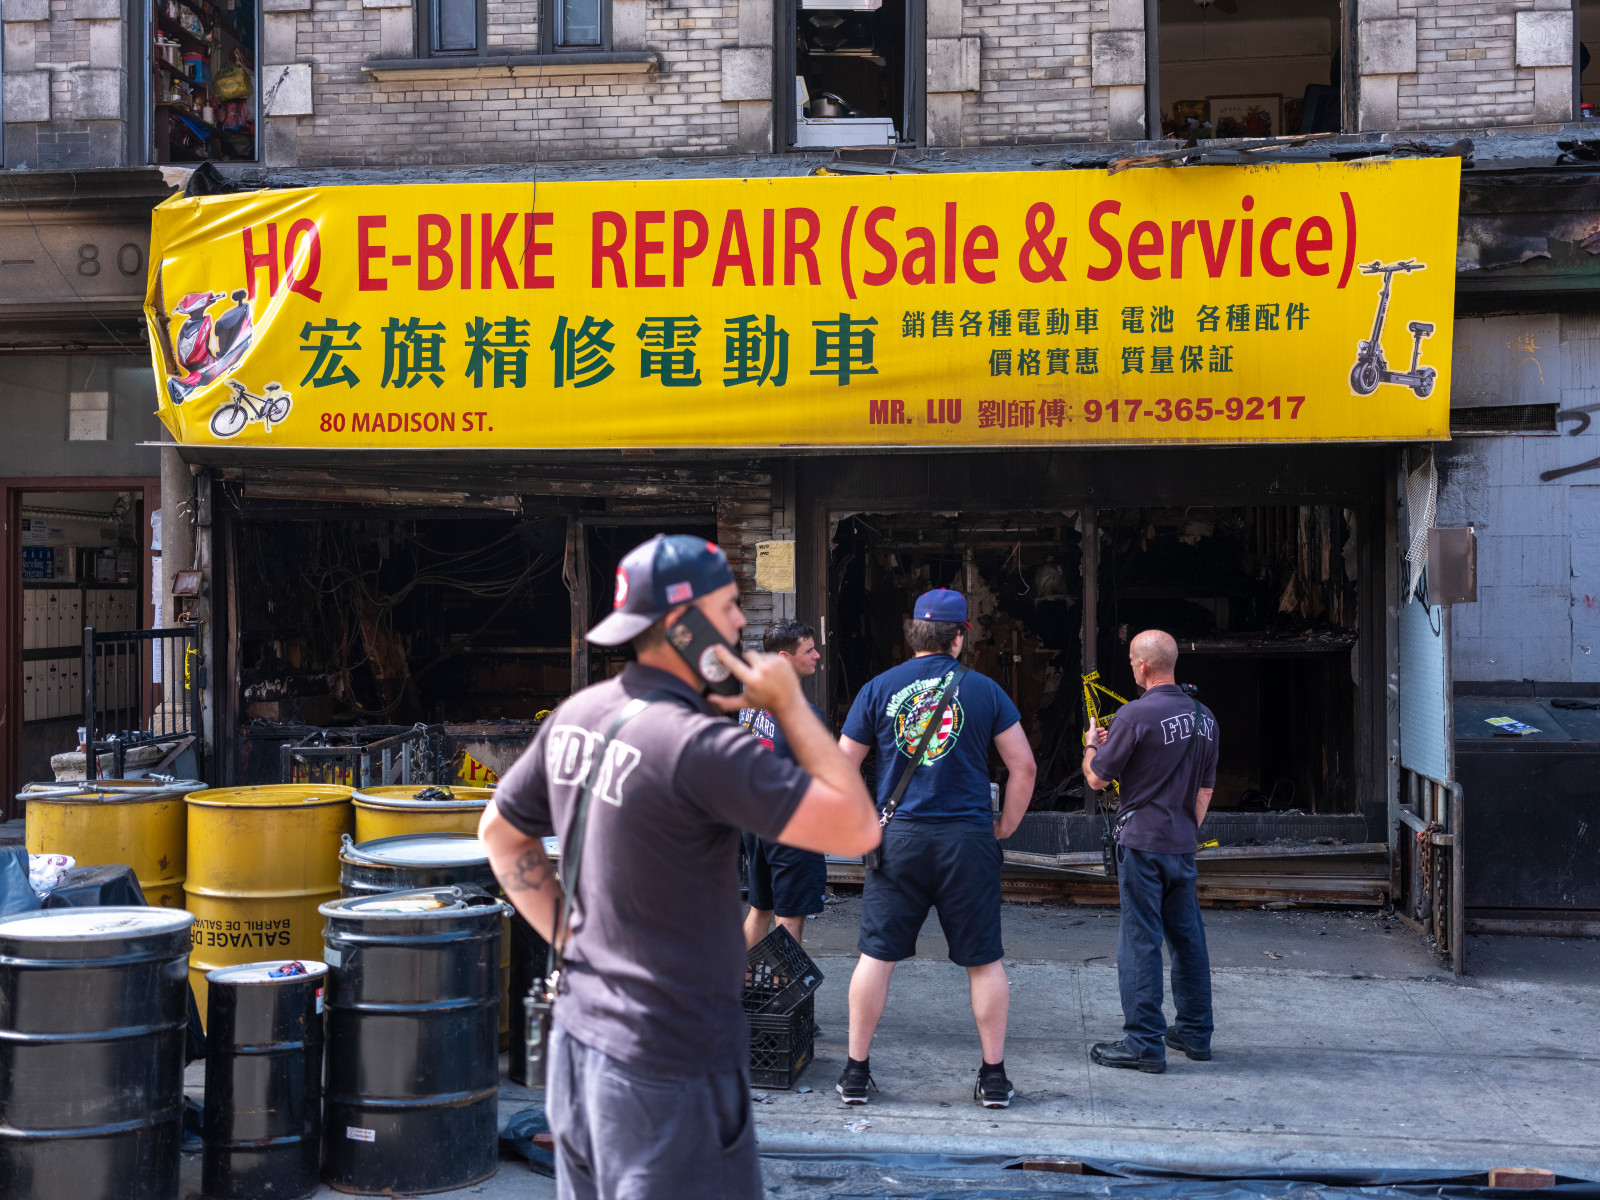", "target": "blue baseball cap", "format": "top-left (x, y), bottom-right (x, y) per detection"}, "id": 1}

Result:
top-left (913, 588), bottom-right (970, 626)
top-left (586, 533), bottom-right (737, 646)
